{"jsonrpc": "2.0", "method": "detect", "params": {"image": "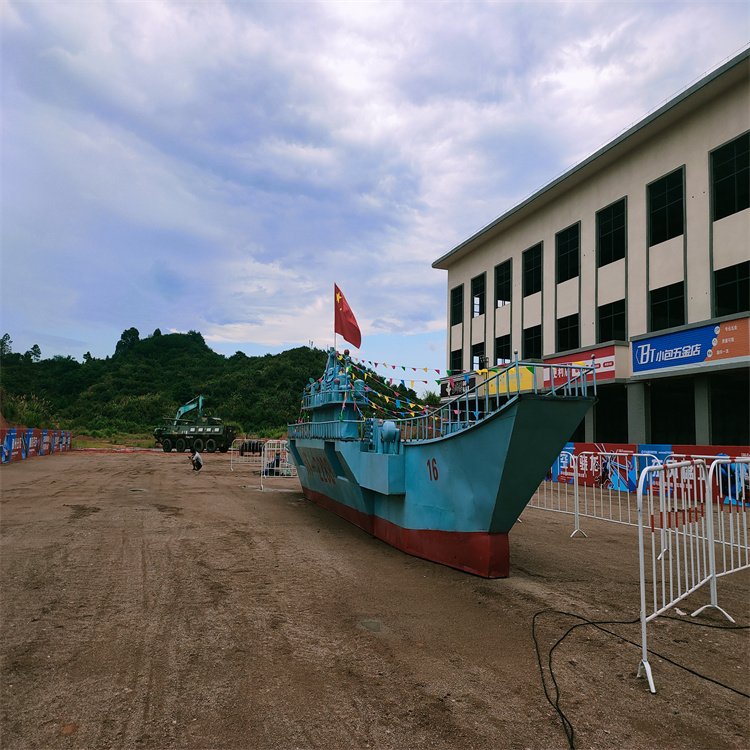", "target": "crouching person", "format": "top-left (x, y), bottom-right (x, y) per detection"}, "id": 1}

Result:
top-left (189, 448), bottom-right (203, 472)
